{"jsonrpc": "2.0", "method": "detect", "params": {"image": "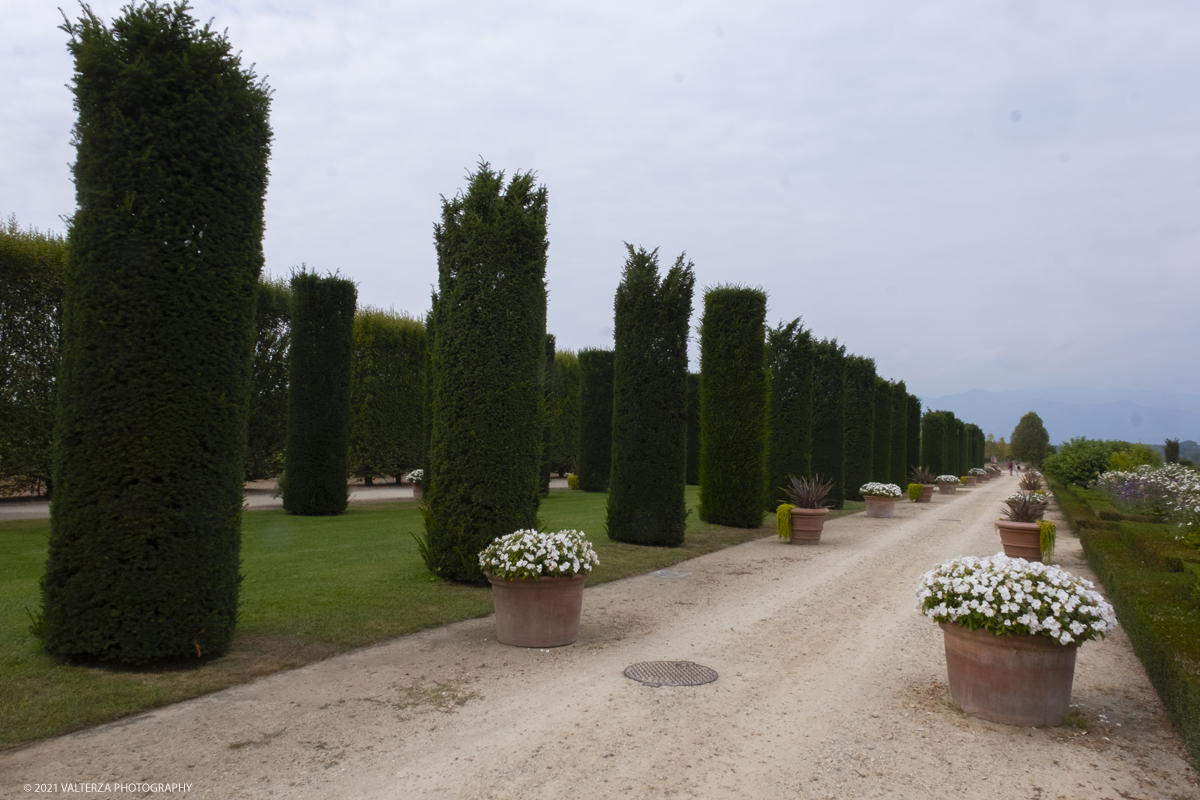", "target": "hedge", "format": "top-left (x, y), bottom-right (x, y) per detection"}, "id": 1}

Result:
top-left (39, 2), bottom-right (271, 663)
top-left (921, 410), bottom-right (948, 476)
top-left (0, 217), bottom-right (65, 497)
top-left (889, 380), bottom-right (907, 486)
top-left (686, 372), bottom-right (701, 486)
top-left (763, 319), bottom-right (813, 511)
top-left (698, 285), bottom-right (766, 528)
top-left (540, 334), bottom-right (556, 497)
top-left (349, 308), bottom-right (425, 485)
top-left (843, 355), bottom-right (876, 502)
top-left (607, 246), bottom-right (694, 545)
top-left (284, 272), bottom-right (357, 515)
top-left (811, 338), bottom-right (847, 509)
top-left (423, 164), bottom-right (547, 583)
top-left (871, 376), bottom-right (892, 482)
top-left (577, 348), bottom-right (614, 492)
top-left (549, 350), bottom-right (582, 476)
top-left (905, 393), bottom-right (921, 478)
top-left (244, 277), bottom-right (290, 482)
